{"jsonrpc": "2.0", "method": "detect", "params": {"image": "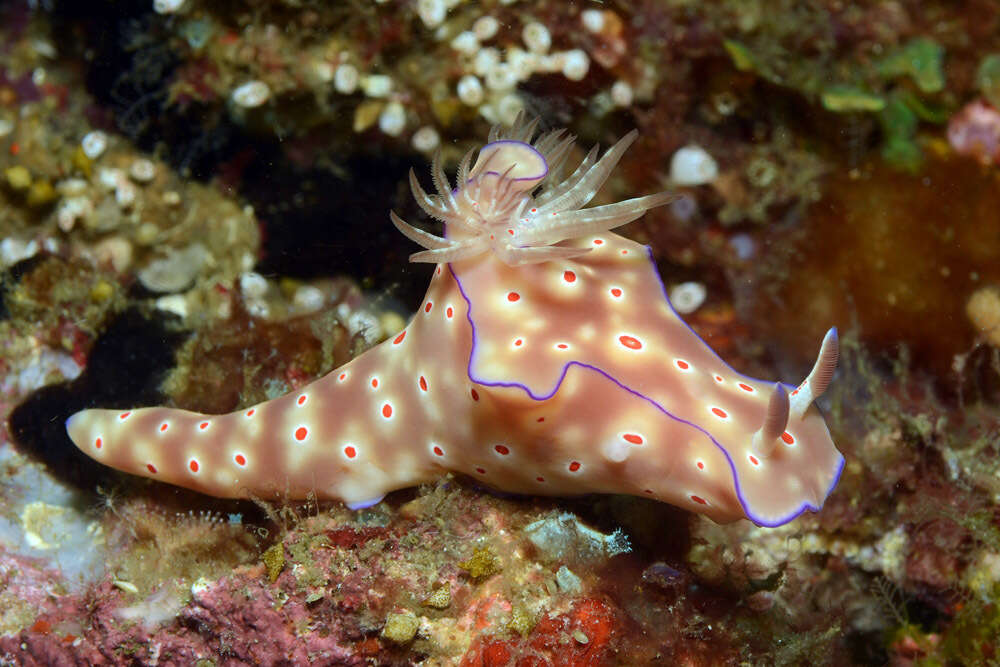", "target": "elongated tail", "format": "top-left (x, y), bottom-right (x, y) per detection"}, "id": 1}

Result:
top-left (65, 327), bottom-right (444, 508)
